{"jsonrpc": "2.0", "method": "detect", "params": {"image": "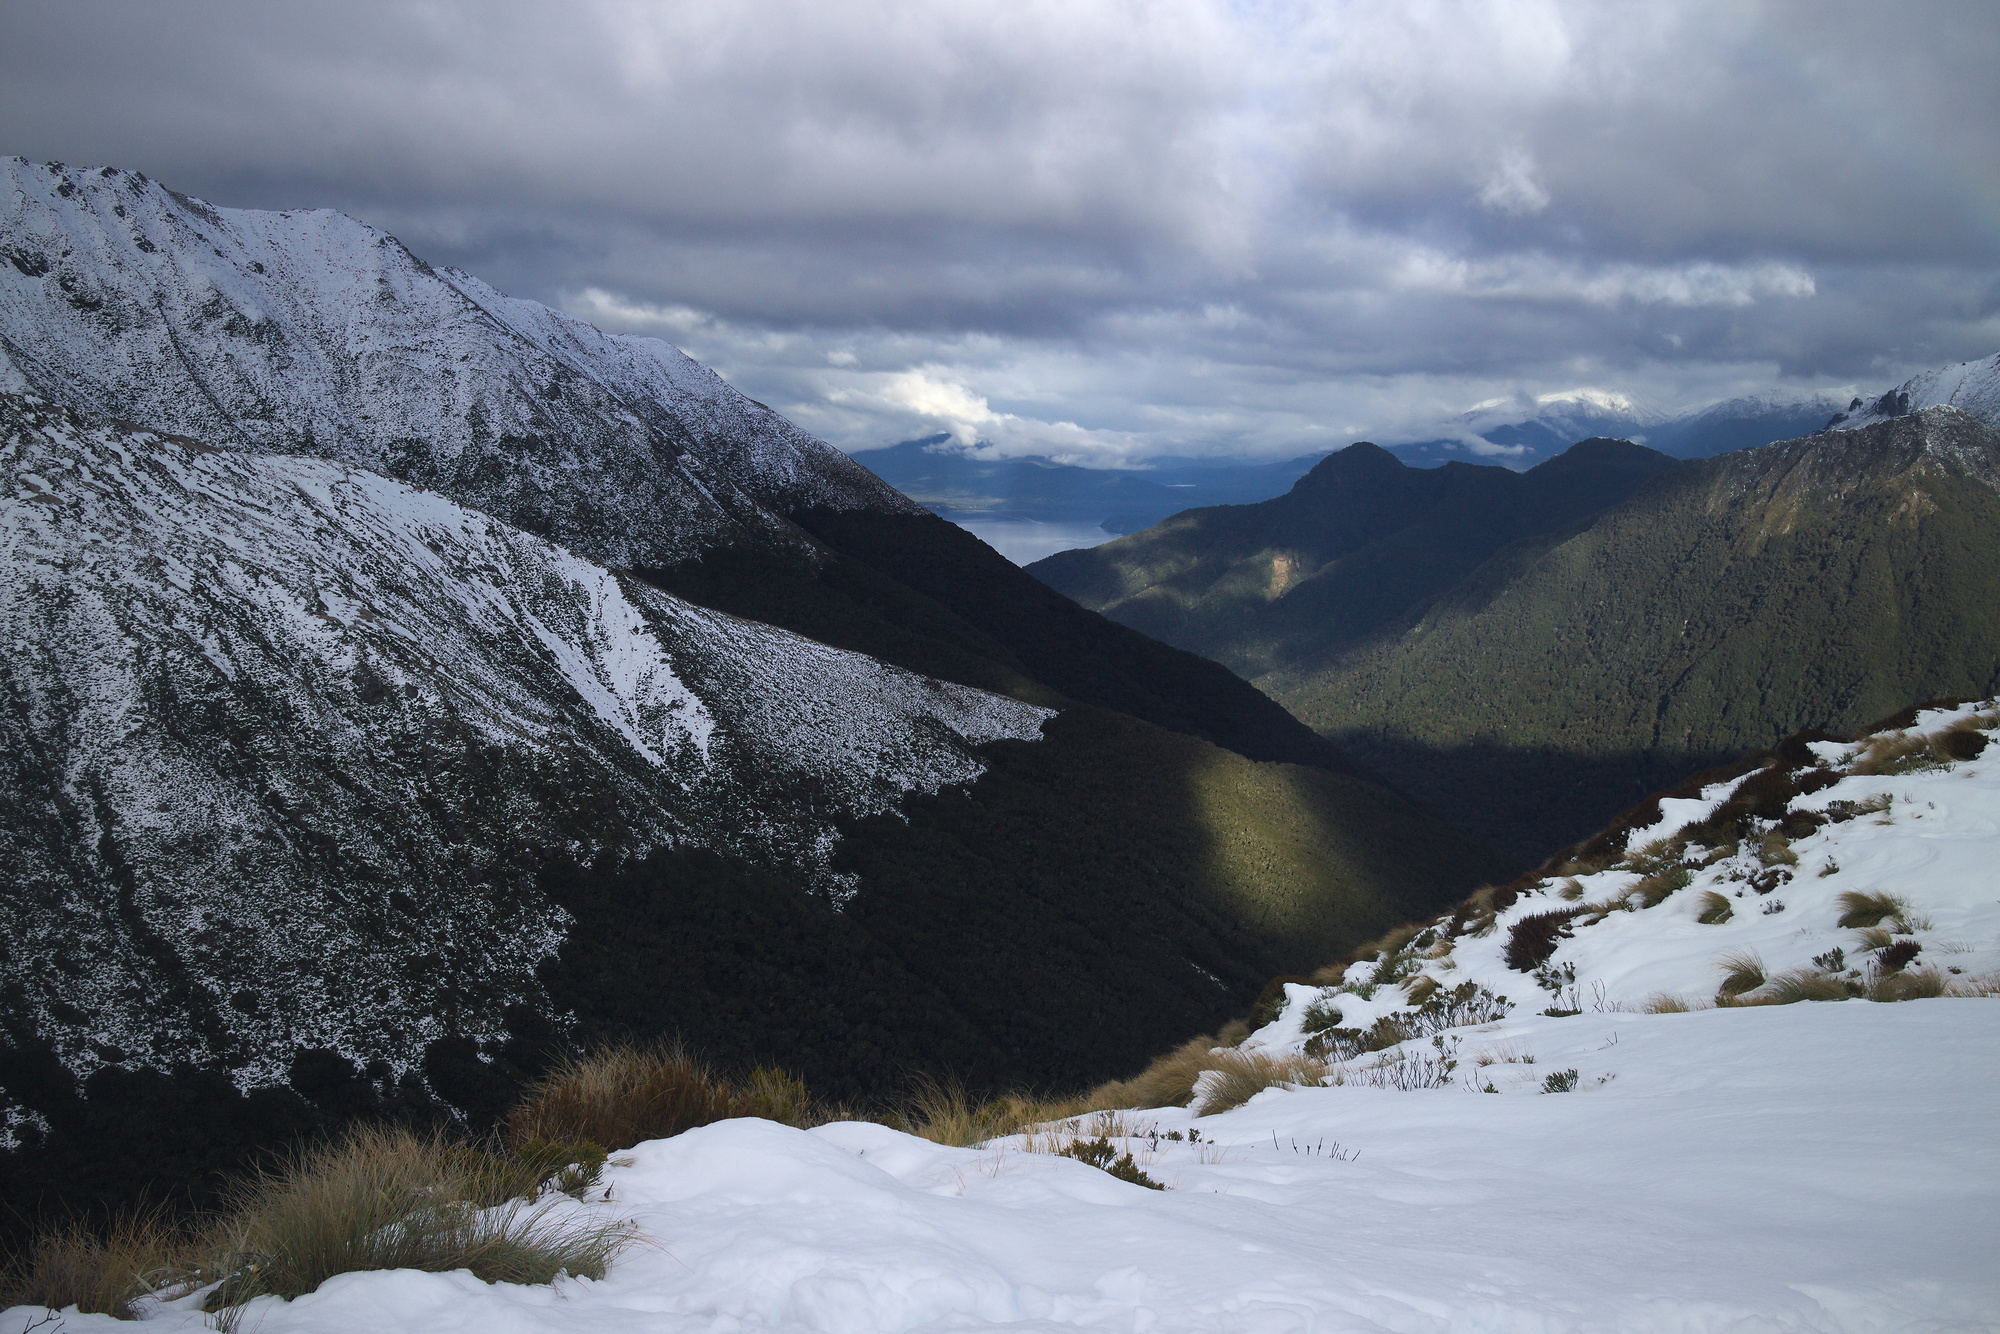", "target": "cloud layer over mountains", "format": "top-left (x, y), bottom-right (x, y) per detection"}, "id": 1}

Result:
top-left (4, 0), bottom-right (1996, 463)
